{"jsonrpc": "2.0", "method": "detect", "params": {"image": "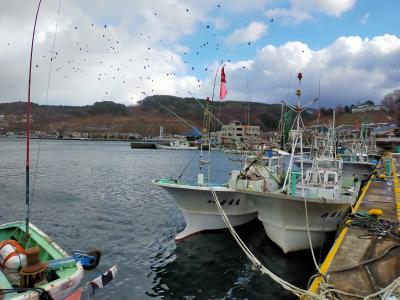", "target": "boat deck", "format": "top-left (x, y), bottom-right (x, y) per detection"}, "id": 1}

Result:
top-left (308, 154), bottom-right (400, 299)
